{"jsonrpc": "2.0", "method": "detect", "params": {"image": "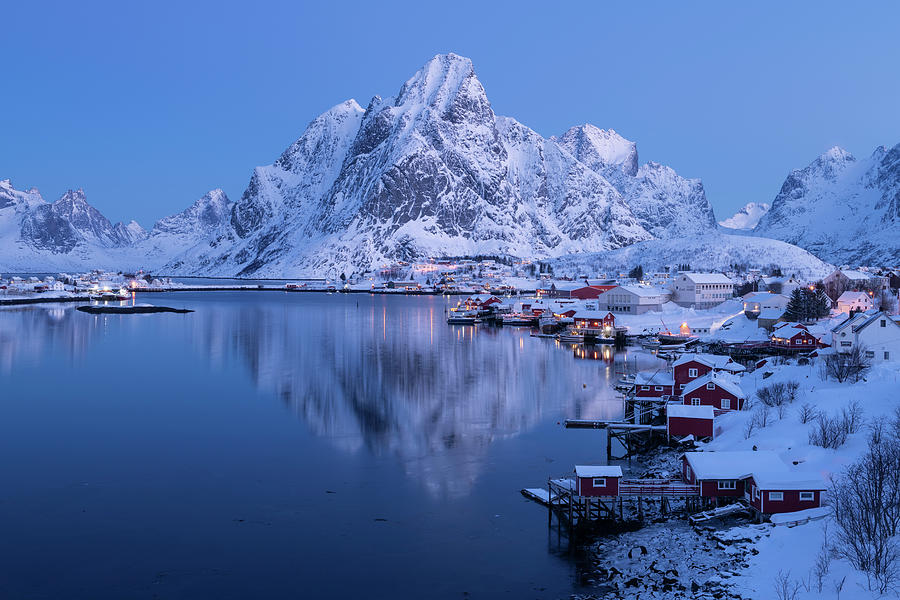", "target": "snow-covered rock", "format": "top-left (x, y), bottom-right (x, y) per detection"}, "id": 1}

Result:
top-left (719, 202), bottom-right (770, 229)
top-left (753, 144), bottom-right (900, 265)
